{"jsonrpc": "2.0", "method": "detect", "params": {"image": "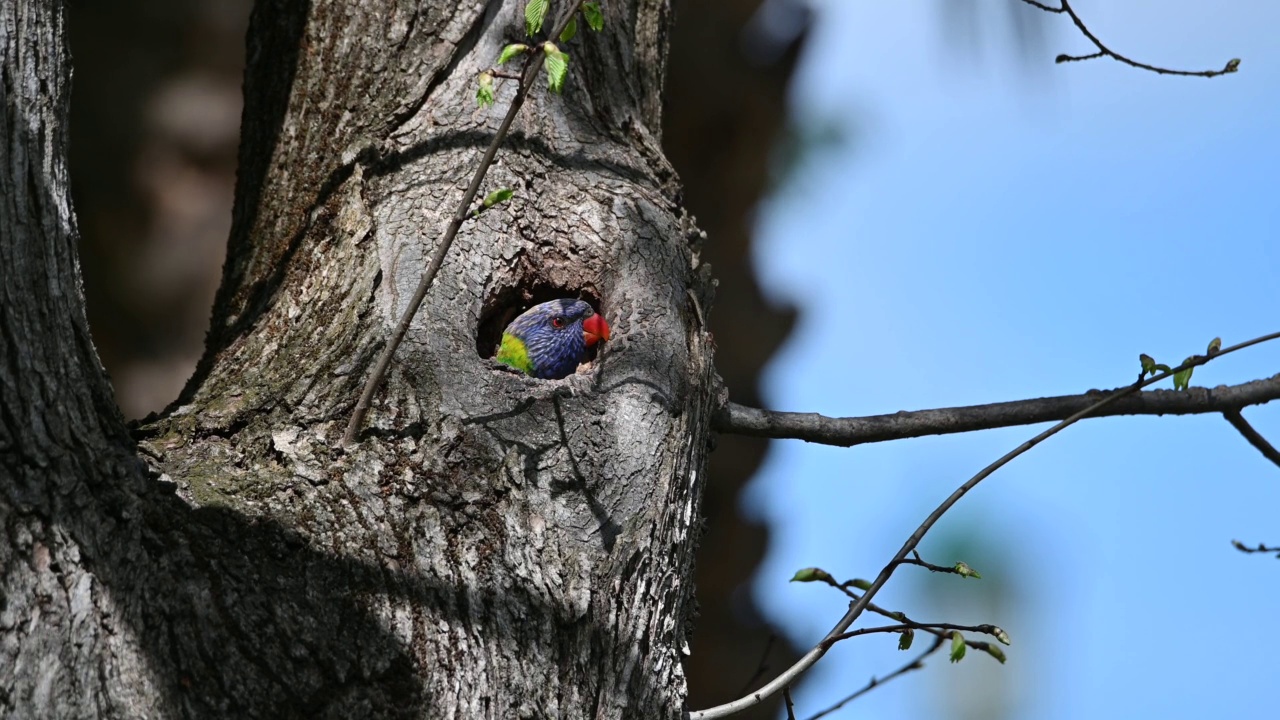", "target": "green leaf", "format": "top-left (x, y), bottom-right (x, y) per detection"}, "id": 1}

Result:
top-left (1207, 337), bottom-right (1222, 356)
top-left (993, 626), bottom-right (1011, 645)
top-left (898, 629), bottom-right (914, 651)
top-left (1139, 353), bottom-right (1157, 377)
top-left (790, 567), bottom-right (834, 584)
top-left (543, 44), bottom-right (569, 93)
top-left (949, 632), bottom-right (966, 663)
top-left (525, 0), bottom-right (549, 35)
top-left (953, 561), bottom-right (981, 579)
top-left (559, 17), bottom-right (578, 43)
top-left (984, 644), bottom-right (1007, 664)
top-left (498, 43), bottom-right (529, 65)
top-left (1173, 357), bottom-right (1195, 390)
top-left (1225, 58), bottom-right (1241, 73)
top-left (483, 188), bottom-right (514, 208)
top-left (1152, 363), bottom-right (1172, 374)
top-left (475, 72), bottom-right (495, 108)
top-left (582, 1), bottom-right (604, 31)
top-left (849, 578), bottom-right (873, 591)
